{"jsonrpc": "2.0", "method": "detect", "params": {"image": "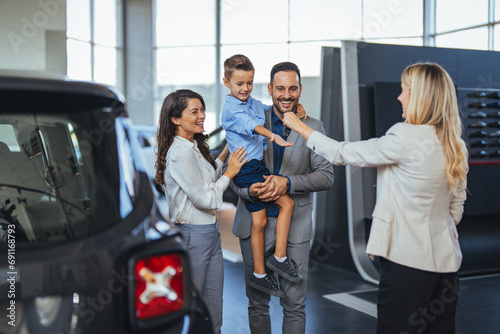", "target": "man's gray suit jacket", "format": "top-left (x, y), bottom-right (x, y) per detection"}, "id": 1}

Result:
top-left (231, 107), bottom-right (334, 244)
